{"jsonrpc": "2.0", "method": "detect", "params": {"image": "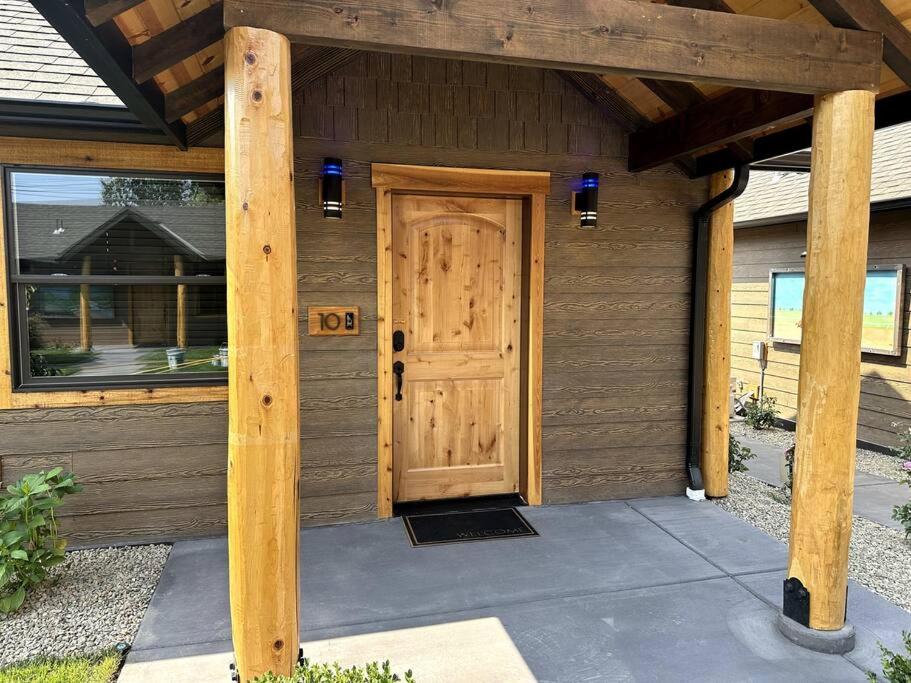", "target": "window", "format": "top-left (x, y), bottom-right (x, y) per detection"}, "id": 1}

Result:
top-left (5, 168), bottom-right (227, 389)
